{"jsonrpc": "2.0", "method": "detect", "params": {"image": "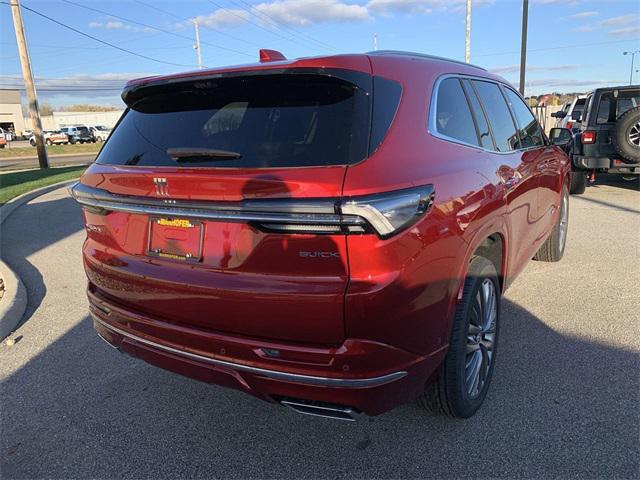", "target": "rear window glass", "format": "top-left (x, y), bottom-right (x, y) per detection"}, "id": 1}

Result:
top-left (597, 89), bottom-right (640, 124)
top-left (97, 74), bottom-right (371, 168)
top-left (434, 78), bottom-right (479, 147)
top-left (472, 80), bottom-right (519, 152)
top-left (503, 88), bottom-right (544, 148)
